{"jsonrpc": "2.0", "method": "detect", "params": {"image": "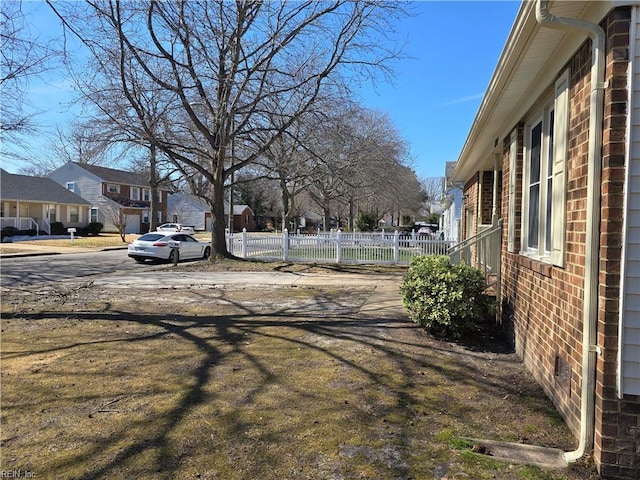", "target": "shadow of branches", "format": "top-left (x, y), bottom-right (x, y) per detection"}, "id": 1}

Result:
top-left (1, 285), bottom-right (574, 479)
